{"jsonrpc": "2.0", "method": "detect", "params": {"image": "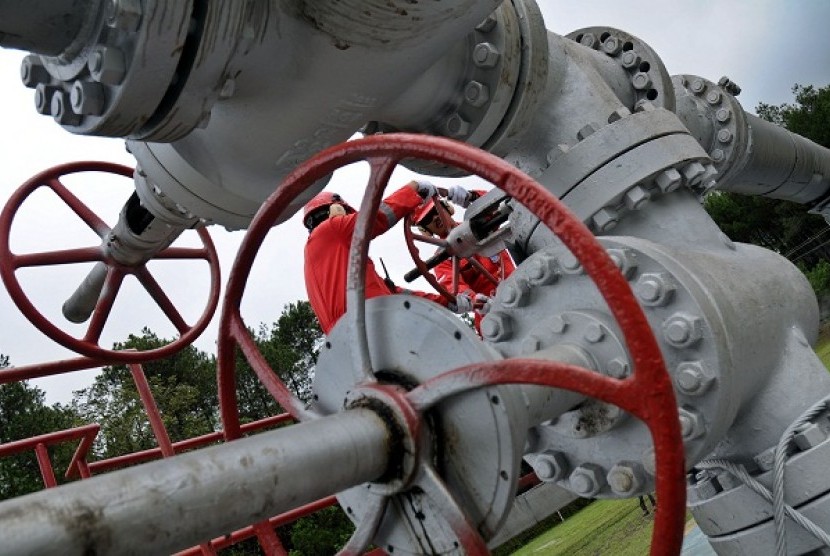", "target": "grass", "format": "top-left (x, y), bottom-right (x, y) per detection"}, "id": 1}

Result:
top-left (507, 324), bottom-right (830, 555)
top-left (508, 499), bottom-right (692, 556)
